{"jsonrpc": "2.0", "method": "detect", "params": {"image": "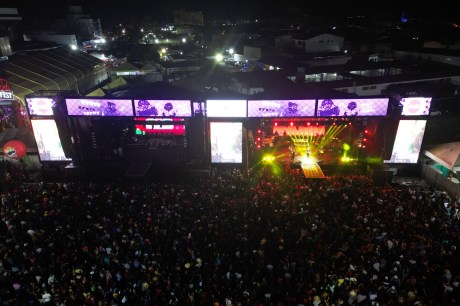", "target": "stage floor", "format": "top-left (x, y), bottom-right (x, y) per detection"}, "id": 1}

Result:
top-left (296, 155), bottom-right (326, 179)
